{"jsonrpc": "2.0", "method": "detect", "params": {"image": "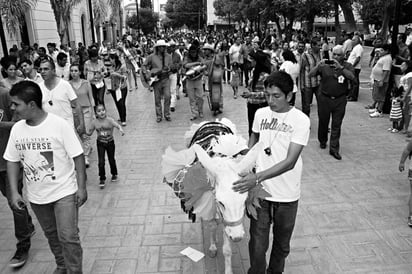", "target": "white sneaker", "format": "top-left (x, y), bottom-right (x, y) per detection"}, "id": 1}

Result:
top-left (369, 111), bottom-right (382, 118)
top-left (368, 108), bottom-right (377, 113)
